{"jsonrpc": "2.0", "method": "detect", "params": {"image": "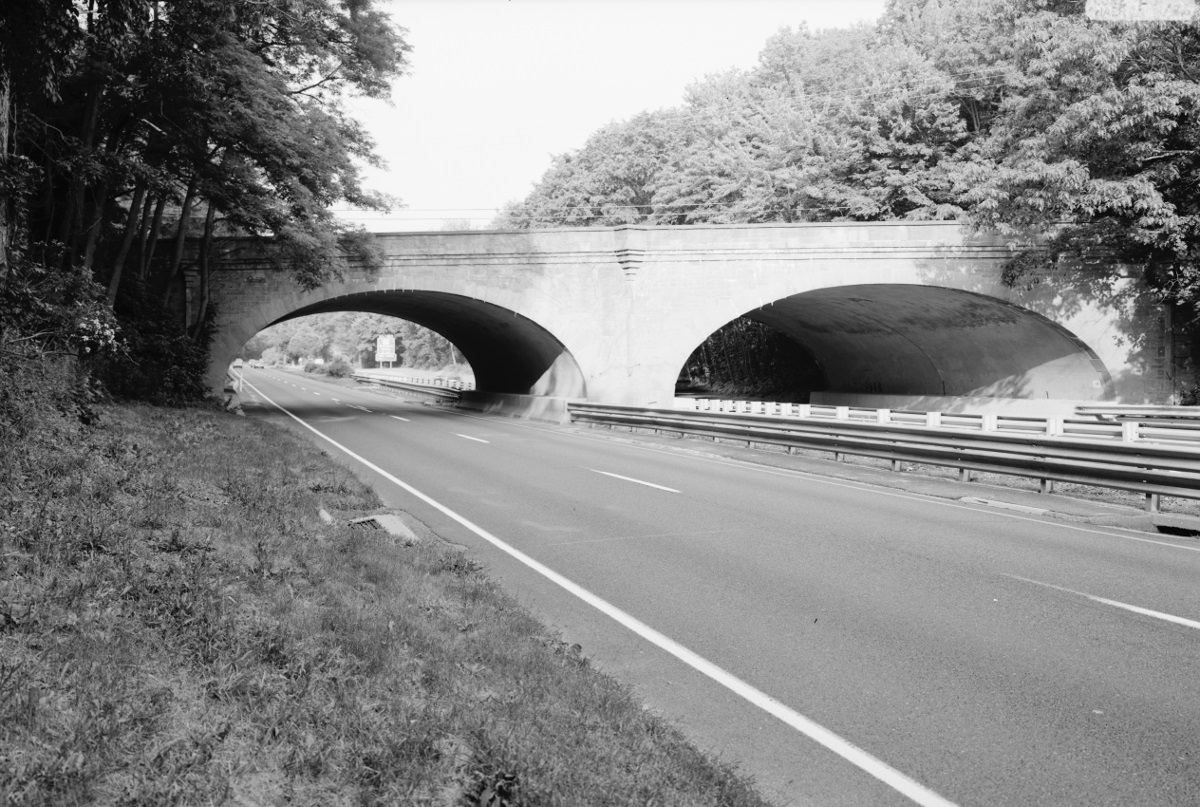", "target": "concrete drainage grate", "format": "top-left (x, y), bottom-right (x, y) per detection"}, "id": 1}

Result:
top-left (348, 514), bottom-right (420, 544)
